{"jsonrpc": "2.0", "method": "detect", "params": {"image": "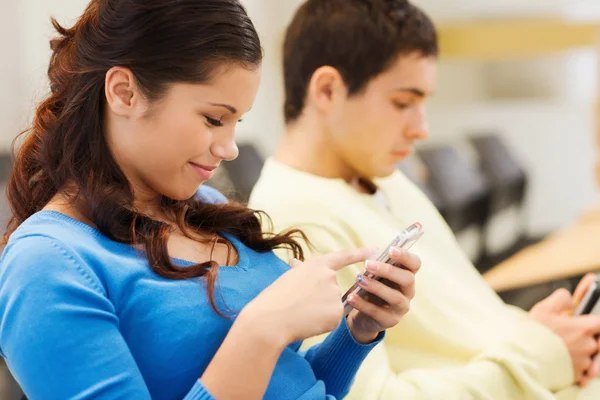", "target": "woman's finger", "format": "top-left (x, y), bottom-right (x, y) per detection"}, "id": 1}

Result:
top-left (365, 261), bottom-right (416, 299)
top-left (387, 248), bottom-right (421, 273)
top-left (347, 293), bottom-right (396, 327)
top-left (357, 272), bottom-right (412, 305)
